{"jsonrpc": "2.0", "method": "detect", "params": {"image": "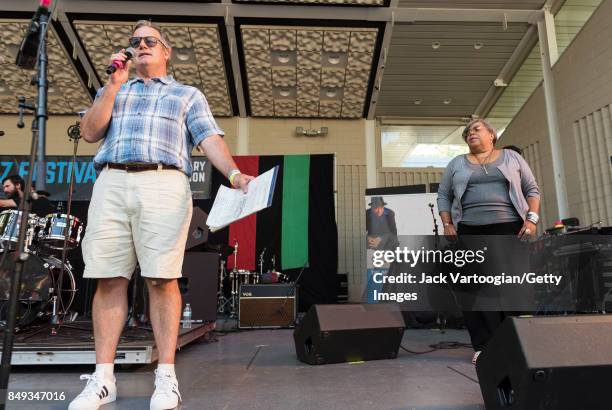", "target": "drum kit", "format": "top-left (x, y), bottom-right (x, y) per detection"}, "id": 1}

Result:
top-left (216, 241), bottom-right (288, 317)
top-left (0, 208), bottom-right (84, 330)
